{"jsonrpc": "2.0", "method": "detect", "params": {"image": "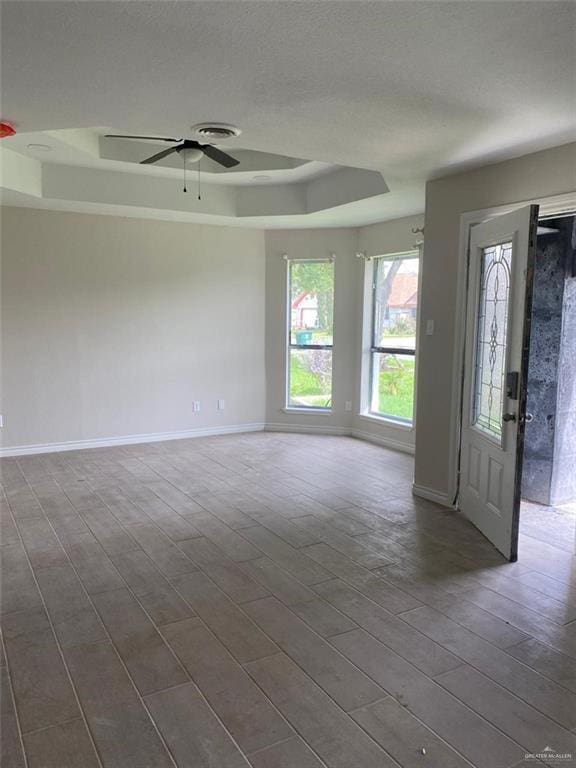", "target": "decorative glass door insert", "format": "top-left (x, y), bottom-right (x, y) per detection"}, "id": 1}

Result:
top-left (472, 241), bottom-right (513, 441)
